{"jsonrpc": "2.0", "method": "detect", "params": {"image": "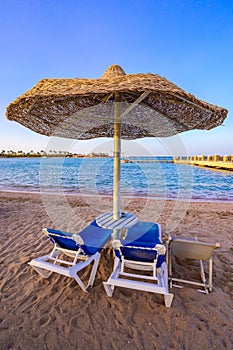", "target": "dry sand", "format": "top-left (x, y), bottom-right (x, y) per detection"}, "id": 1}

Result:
top-left (0, 191), bottom-right (232, 350)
